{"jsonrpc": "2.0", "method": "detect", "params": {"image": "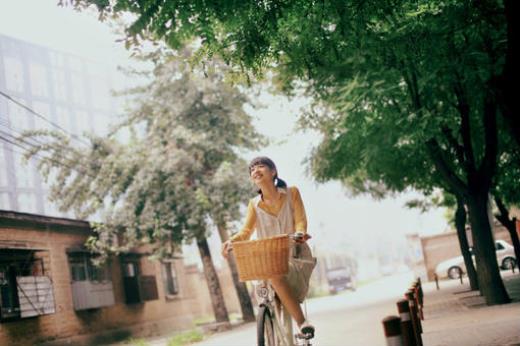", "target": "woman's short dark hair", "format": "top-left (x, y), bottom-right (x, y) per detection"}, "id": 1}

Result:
top-left (248, 156), bottom-right (287, 193)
